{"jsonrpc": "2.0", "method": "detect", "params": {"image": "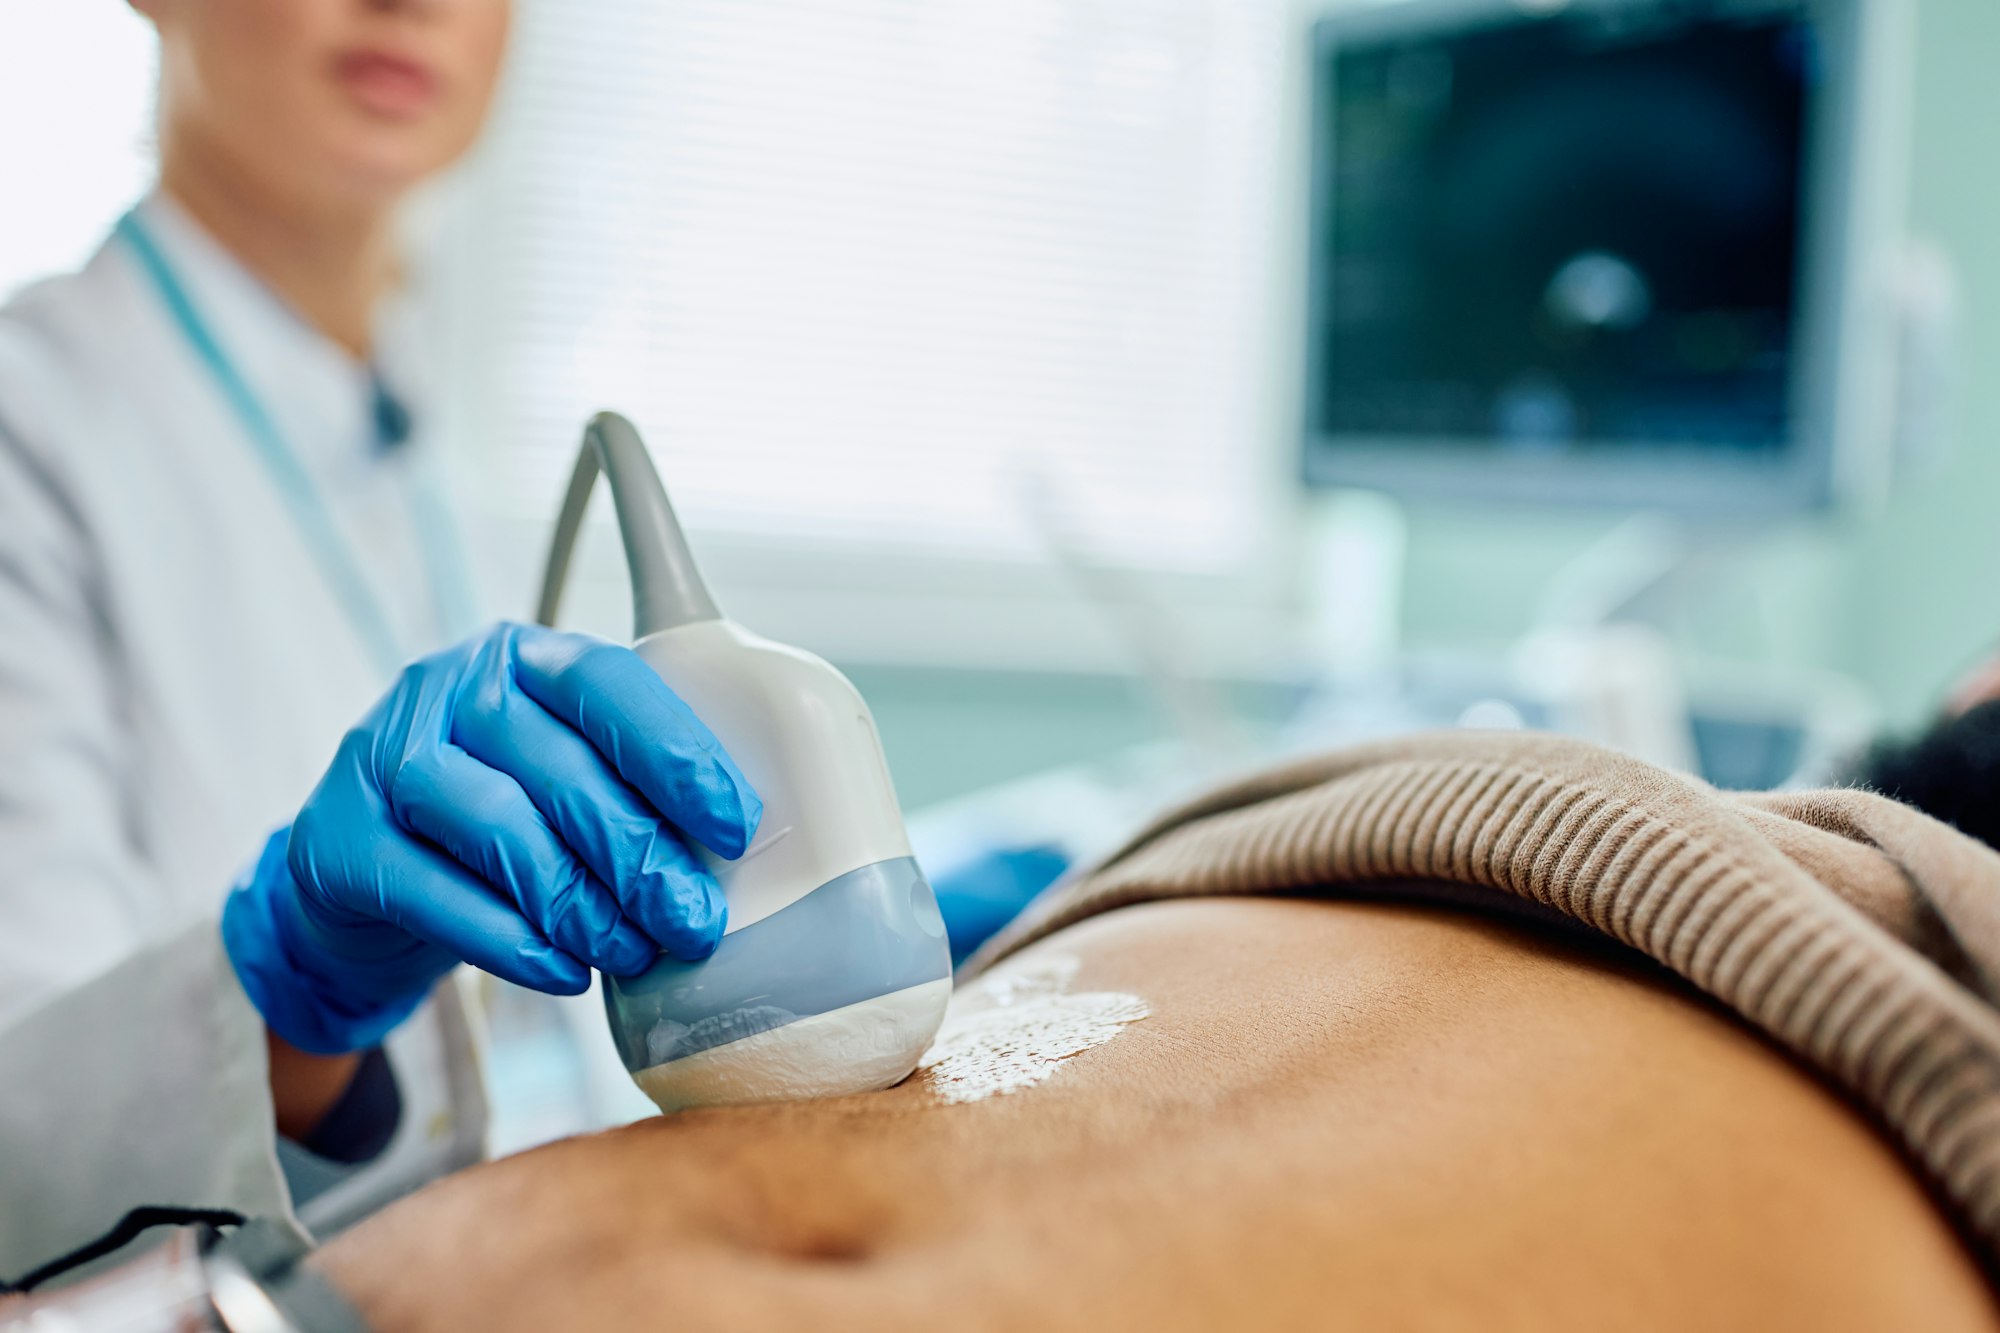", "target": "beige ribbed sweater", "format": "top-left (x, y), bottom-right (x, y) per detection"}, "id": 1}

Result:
top-left (966, 731), bottom-right (2000, 1274)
